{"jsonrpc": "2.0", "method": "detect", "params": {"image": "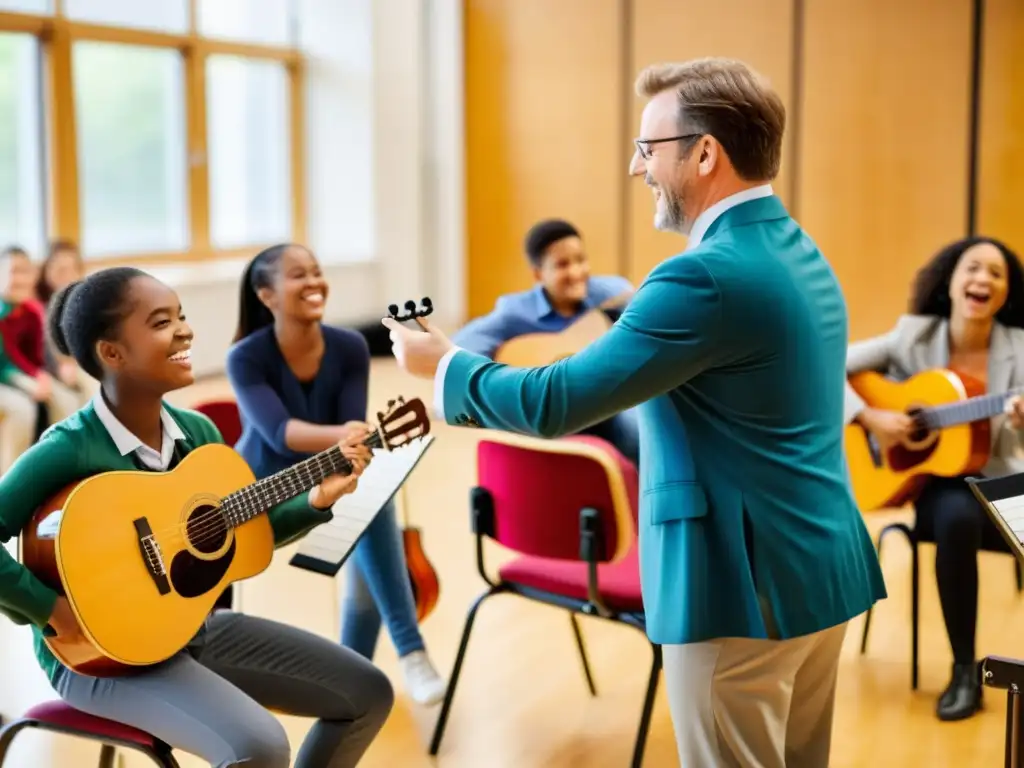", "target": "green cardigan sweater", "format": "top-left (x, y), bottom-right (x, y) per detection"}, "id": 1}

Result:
top-left (0, 400), bottom-right (332, 684)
